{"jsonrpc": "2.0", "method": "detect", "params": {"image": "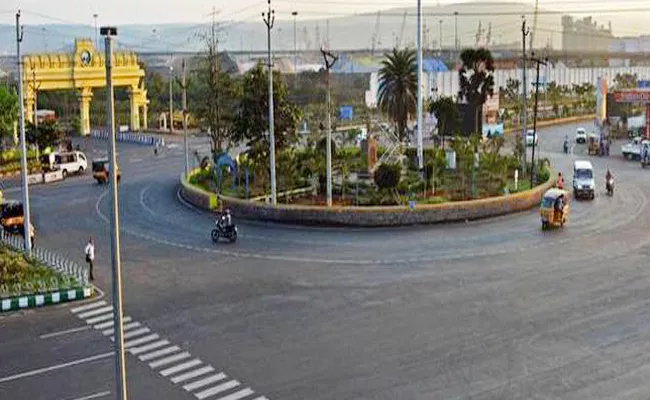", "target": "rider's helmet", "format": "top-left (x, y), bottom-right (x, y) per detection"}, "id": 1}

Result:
top-left (225, 209), bottom-right (231, 216)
